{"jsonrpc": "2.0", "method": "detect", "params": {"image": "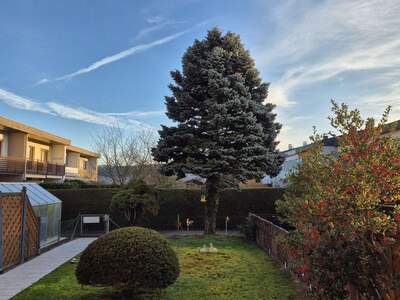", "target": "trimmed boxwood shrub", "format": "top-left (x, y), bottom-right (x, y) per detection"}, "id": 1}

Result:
top-left (76, 227), bottom-right (179, 292)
